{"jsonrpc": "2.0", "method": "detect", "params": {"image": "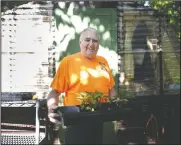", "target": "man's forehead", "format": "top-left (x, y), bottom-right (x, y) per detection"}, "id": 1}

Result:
top-left (81, 30), bottom-right (99, 39)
